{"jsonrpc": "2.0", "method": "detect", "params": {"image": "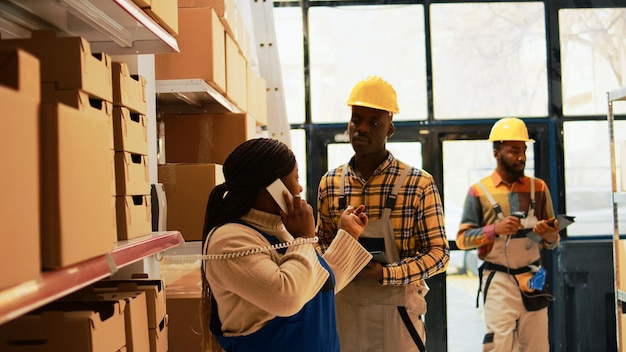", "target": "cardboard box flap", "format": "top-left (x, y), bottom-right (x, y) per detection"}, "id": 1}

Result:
top-left (42, 84), bottom-right (114, 116)
top-left (93, 279), bottom-right (166, 329)
top-left (159, 313), bottom-right (169, 331)
top-left (126, 194), bottom-right (151, 211)
top-left (112, 61), bottom-right (147, 114)
top-left (124, 152), bottom-right (147, 166)
top-left (113, 107), bottom-right (148, 154)
top-left (123, 152), bottom-right (149, 181)
top-left (135, 111), bottom-right (148, 128)
top-left (113, 61), bottom-right (147, 87)
top-left (95, 279), bottom-right (164, 292)
top-left (119, 110), bottom-right (150, 146)
top-left (35, 299), bottom-right (127, 320)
